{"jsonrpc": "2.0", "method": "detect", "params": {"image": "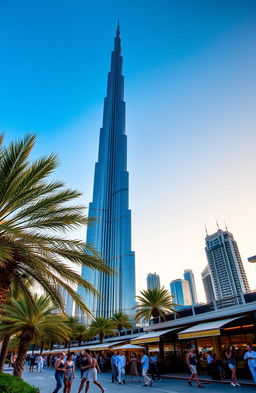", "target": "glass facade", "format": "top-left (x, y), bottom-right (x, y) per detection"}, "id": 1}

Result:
top-left (77, 25), bottom-right (135, 319)
top-left (170, 279), bottom-right (192, 306)
top-left (184, 269), bottom-right (198, 304)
